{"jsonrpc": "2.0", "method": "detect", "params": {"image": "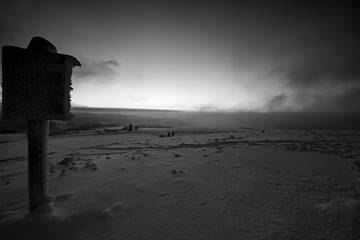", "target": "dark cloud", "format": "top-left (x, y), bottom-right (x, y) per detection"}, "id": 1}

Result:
top-left (266, 94), bottom-right (288, 112)
top-left (281, 52), bottom-right (360, 89)
top-left (272, 50), bottom-right (360, 112)
top-left (73, 59), bottom-right (120, 81)
top-left (265, 87), bottom-right (360, 113)
top-left (266, 2), bottom-right (360, 113)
